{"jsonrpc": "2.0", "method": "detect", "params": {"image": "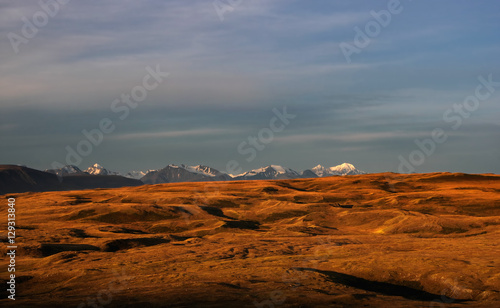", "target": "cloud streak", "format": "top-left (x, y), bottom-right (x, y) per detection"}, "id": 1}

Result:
top-left (111, 128), bottom-right (239, 140)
